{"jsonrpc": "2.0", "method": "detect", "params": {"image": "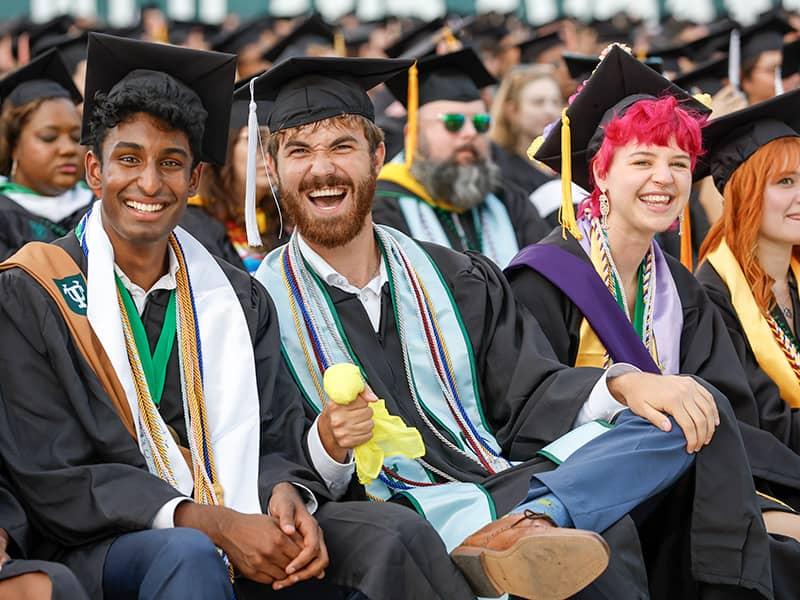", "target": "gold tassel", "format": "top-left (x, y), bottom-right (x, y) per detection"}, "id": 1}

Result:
top-left (441, 26), bottom-right (459, 51)
top-left (405, 62), bottom-right (419, 169)
top-left (680, 203), bottom-right (693, 271)
top-left (558, 108), bottom-right (582, 240)
top-left (334, 30), bottom-right (346, 56)
top-left (526, 135), bottom-right (545, 161)
top-left (692, 92), bottom-right (713, 109)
